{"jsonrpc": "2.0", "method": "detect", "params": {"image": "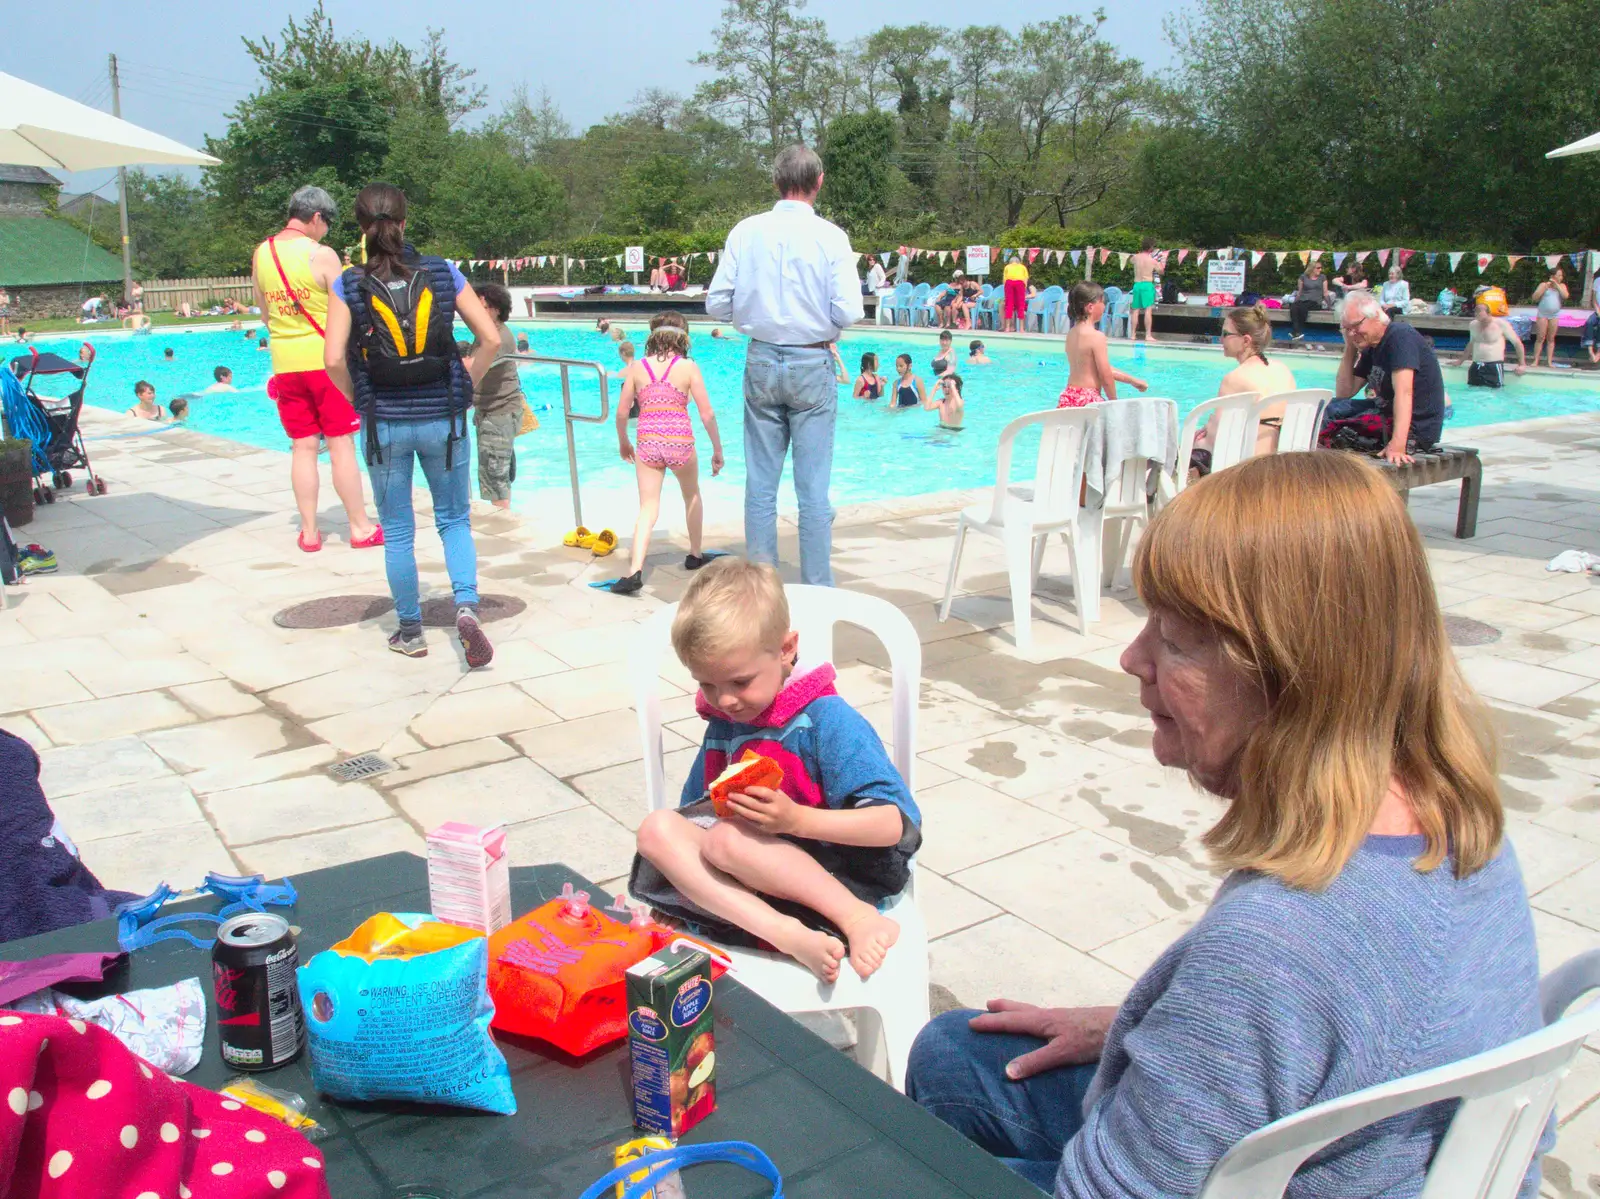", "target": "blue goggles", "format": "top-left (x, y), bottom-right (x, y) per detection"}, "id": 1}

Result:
top-left (115, 872), bottom-right (298, 952)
